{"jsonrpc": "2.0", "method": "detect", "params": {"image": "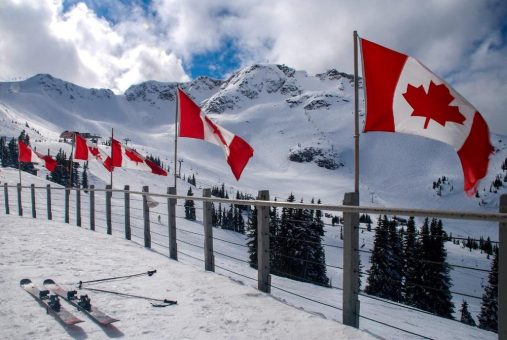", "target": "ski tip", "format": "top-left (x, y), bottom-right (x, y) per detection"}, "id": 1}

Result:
top-left (20, 278), bottom-right (32, 286)
top-left (43, 279), bottom-right (55, 285)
